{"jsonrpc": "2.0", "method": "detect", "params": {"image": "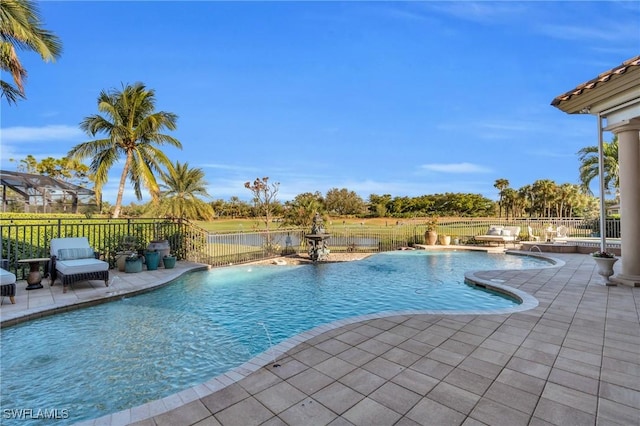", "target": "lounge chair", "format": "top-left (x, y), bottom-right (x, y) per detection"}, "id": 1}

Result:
top-left (475, 225), bottom-right (521, 247)
top-left (0, 267), bottom-right (16, 304)
top-left (49, 237), bottom-right (109, 293)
